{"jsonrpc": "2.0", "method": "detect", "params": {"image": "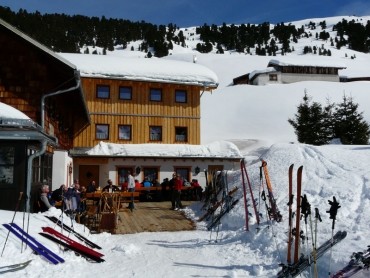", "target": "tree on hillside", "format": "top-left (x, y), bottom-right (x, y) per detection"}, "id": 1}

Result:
top-left (289, 93), bottom-right (370, 145)
top-left (333, 95), bottom-right (370, 144)
top-left (288, 92), bottom-right (332, 145)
